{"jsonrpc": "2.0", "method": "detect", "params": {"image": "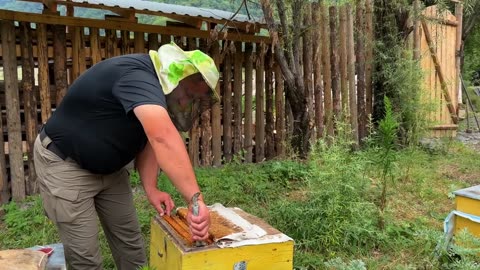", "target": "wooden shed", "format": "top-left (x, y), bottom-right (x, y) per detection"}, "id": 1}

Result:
top-left (0, 1), bottom-right (465, 204)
